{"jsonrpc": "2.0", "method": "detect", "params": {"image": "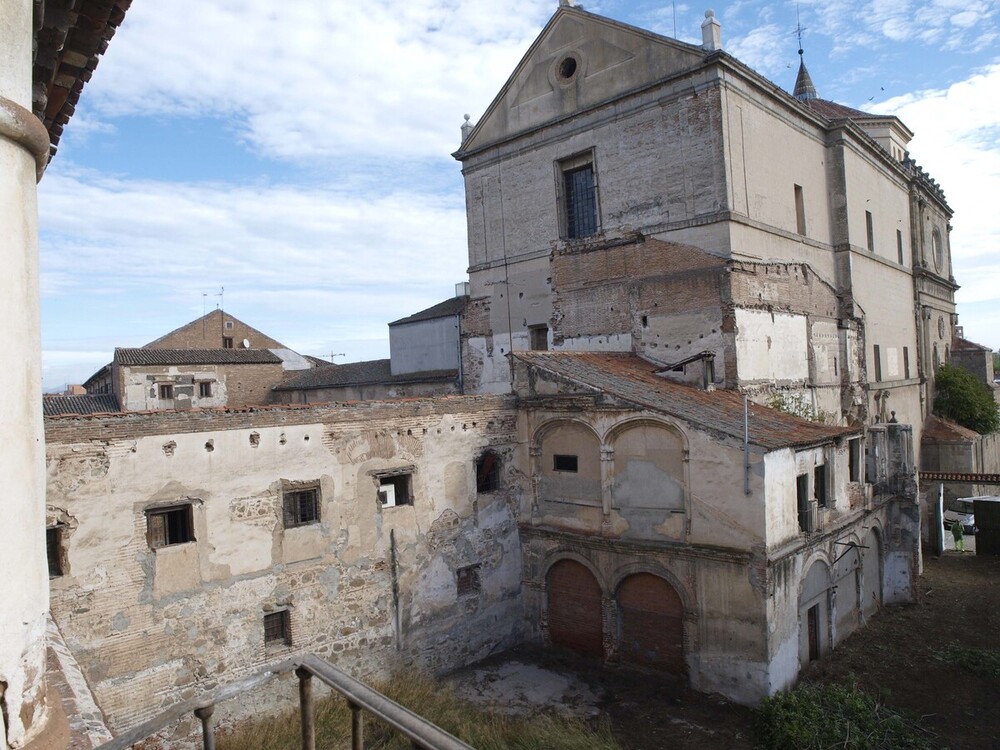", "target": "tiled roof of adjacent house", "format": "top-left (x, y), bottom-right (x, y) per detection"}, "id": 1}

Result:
top-left (115, 348), bottom-right (283, 366)
top-left (43, 394), bottom-right (120, 416)
top-left (389, 296), bottom-right (467, 326)
top-left (952, 336), bottom-right (992, 352)
top-left (922, 414), bottom-right (980, 442)
top-left (513, 351), bottom-right (857, 450)
top-left (274, 359), bottom-right (457, 391)
top-left (803, 98), bottom-right (881, 121)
